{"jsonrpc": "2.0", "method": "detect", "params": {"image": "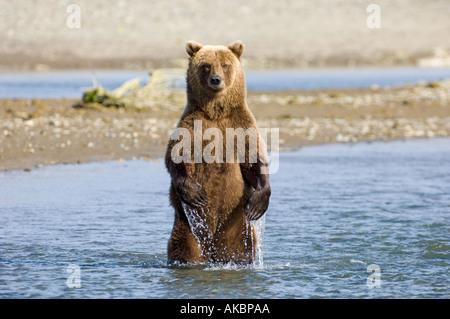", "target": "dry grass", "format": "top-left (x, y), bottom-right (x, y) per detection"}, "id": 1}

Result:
top-left (81, 68), bottom-right (187, 110)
